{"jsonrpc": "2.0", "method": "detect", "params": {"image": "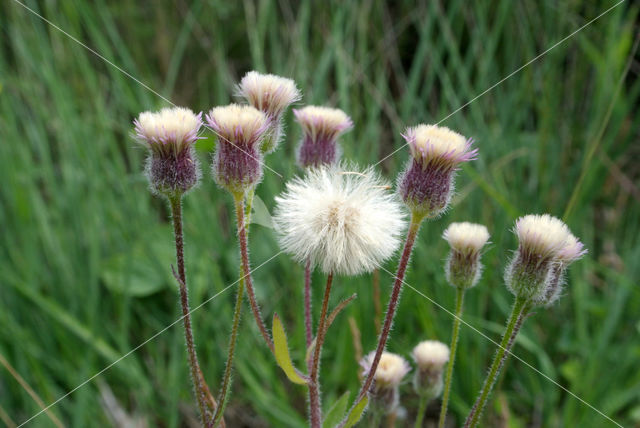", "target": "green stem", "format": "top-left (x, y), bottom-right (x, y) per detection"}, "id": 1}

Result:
top-left (244, 185), bottom-right (255, 234)
top-left (414, 392), bottom-right (429, 428)
top-left (437, 287), bottom-right (465, 428)
top-left (168, 195), bottom-right (209, 426)
top-left (463, 296), bottom-right (528, 428)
